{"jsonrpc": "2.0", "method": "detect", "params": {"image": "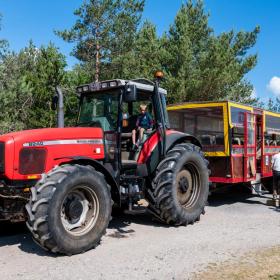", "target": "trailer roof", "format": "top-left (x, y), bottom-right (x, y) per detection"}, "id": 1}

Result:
top-left (167, 100), bottom-right (280, 117)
